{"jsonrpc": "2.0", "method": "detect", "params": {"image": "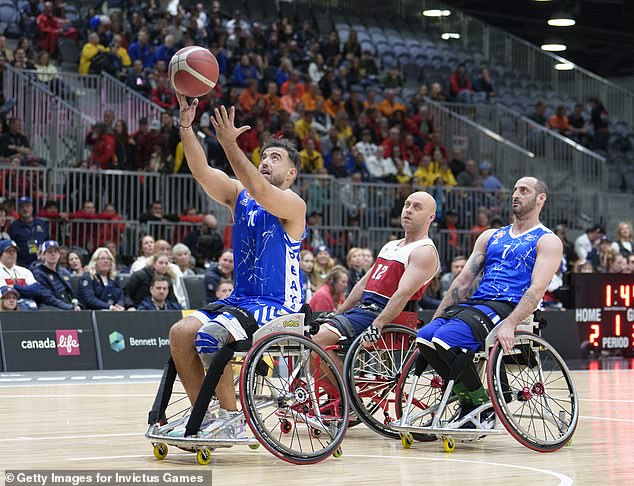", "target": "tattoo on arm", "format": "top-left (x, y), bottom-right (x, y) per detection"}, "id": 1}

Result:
top-left (468, 252), bottom-right (485, 276)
